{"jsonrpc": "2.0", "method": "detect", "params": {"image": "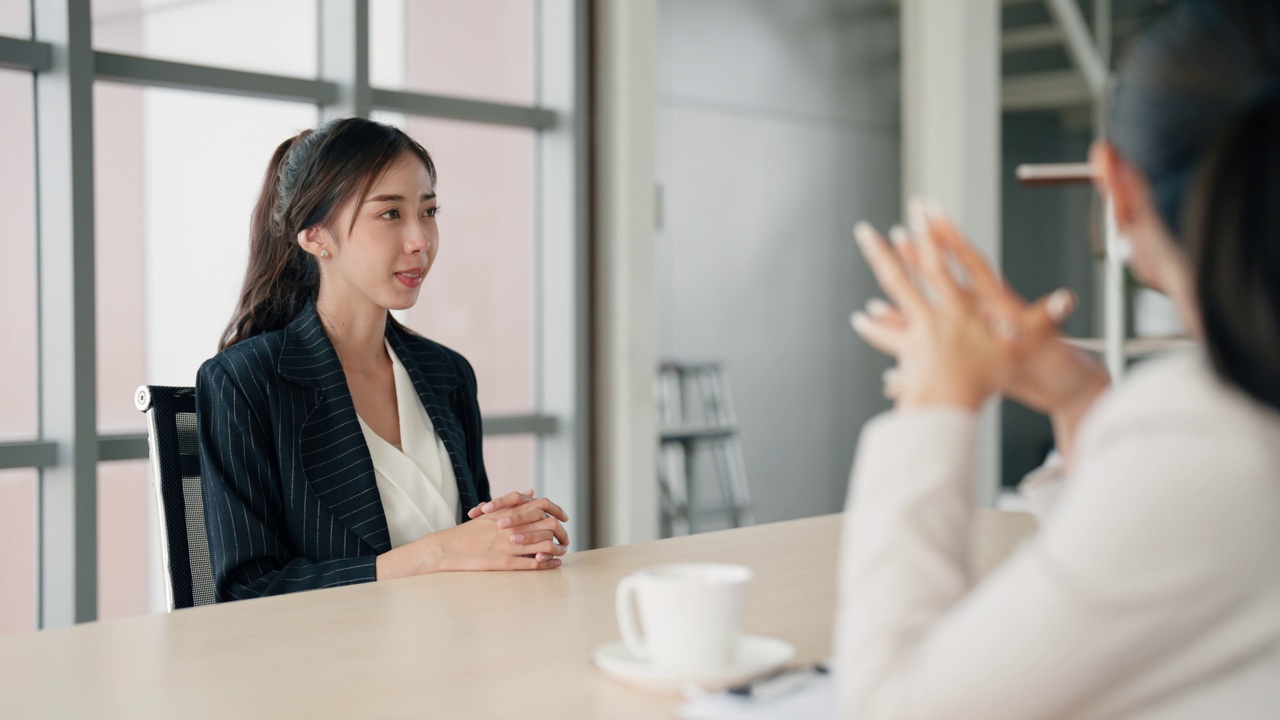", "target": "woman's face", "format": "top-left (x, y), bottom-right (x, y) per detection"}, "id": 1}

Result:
top-left (316, 151), bottom-right (439, 313)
